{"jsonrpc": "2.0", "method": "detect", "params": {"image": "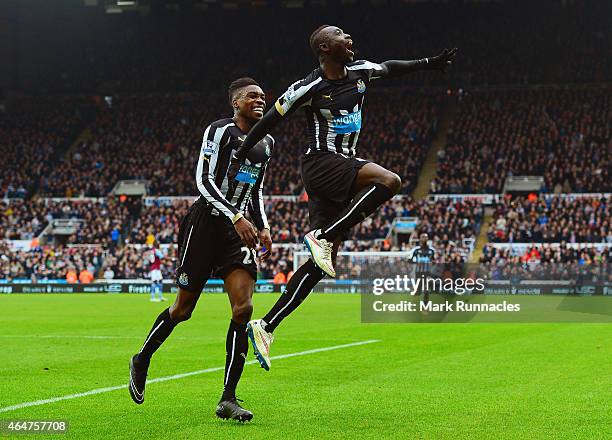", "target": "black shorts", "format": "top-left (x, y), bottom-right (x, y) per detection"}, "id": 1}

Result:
top-left (300, 152), bottom-right (370, 232)
top-left (175, 201), bottom-right (257, 293)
